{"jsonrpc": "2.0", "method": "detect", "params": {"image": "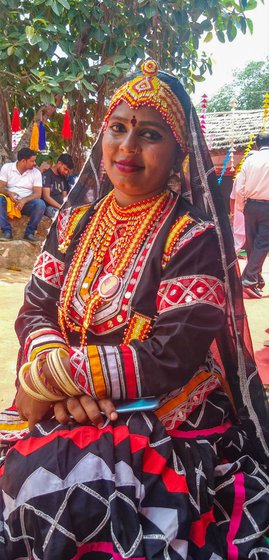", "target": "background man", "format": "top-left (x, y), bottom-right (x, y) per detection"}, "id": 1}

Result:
top-left (236, 132), bottom-right (269, 298)
top-left (42, 153), bottom-right (74, 218)
top-left (0, 148), bottom-right (45, 242)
